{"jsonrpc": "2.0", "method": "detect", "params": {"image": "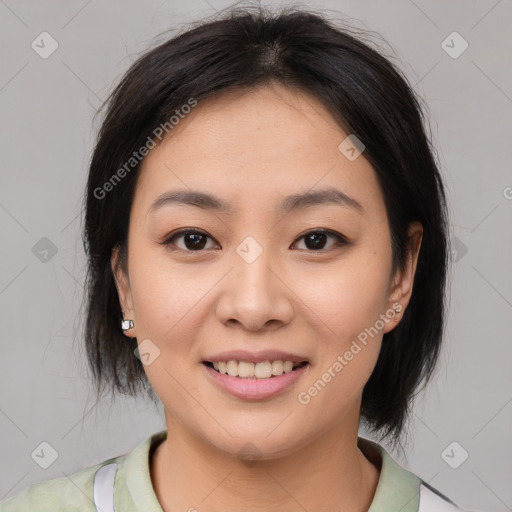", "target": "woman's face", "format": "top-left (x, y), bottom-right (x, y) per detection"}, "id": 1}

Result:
top-left (113, 83), bottom-right (421, 458)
